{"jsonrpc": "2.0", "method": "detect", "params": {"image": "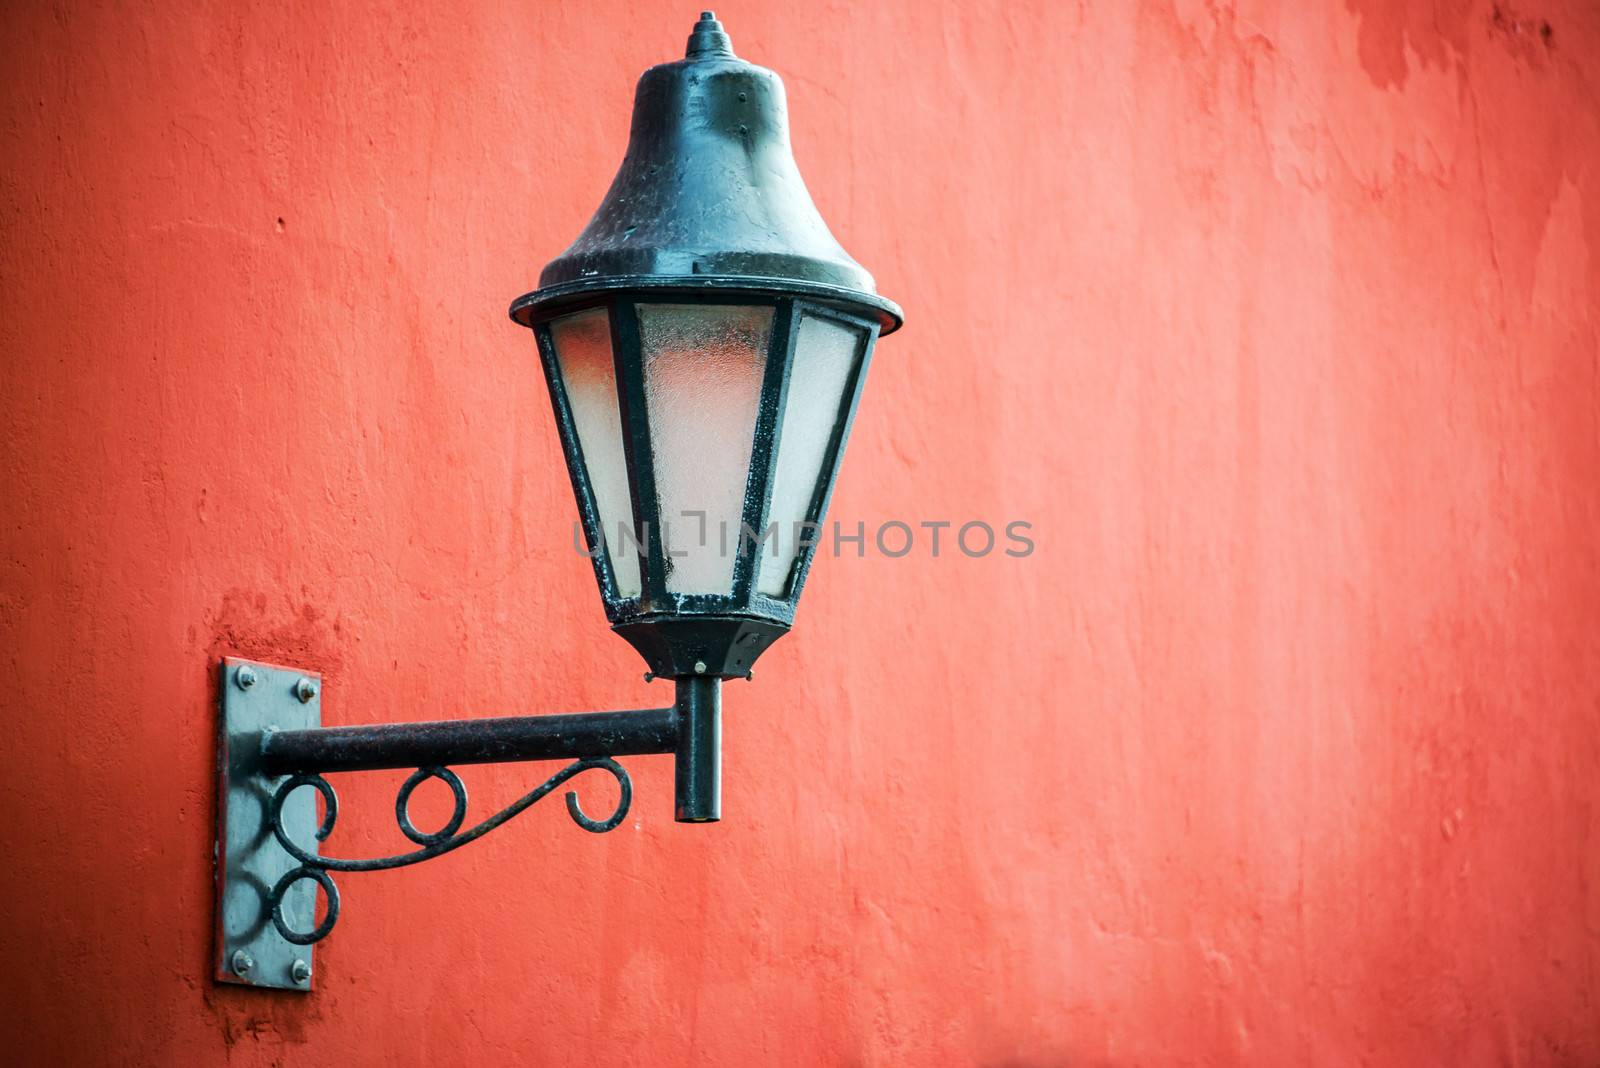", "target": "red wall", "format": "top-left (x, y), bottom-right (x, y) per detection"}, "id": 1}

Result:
top-left (3, 2), bottom-right (1599, 1064)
